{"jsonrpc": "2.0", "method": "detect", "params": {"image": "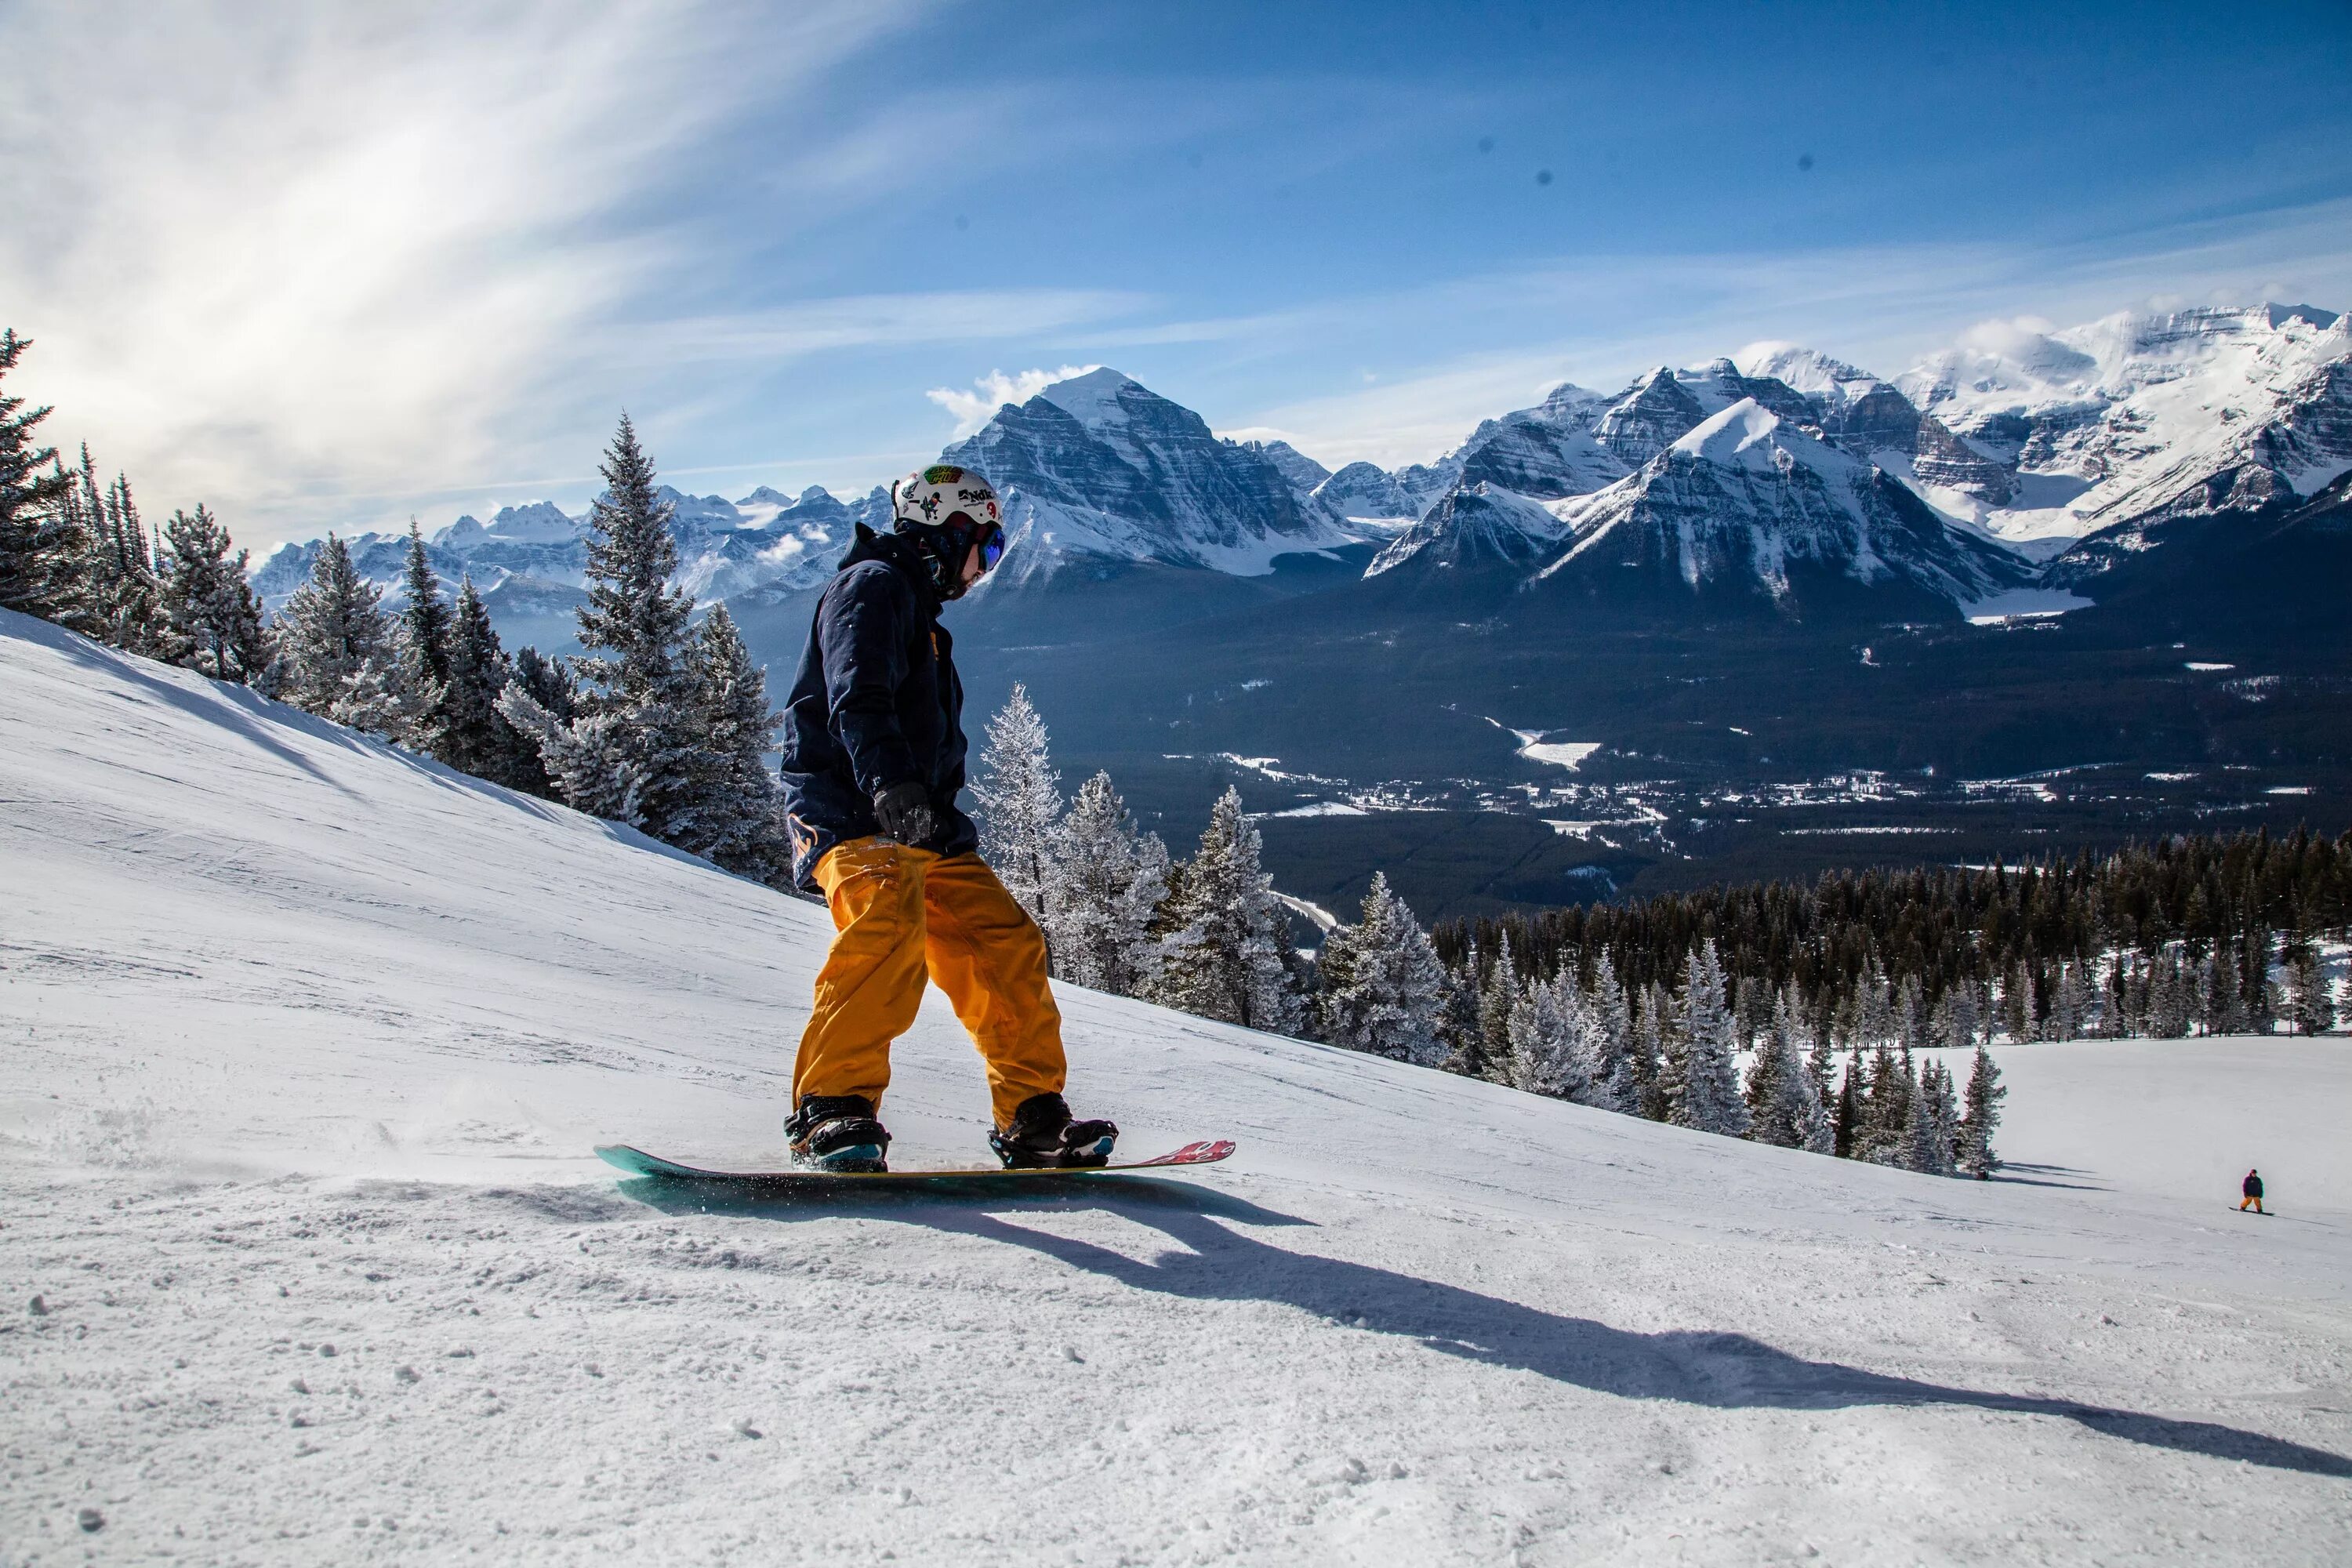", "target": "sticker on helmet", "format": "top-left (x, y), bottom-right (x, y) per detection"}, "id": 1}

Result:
top-left (924, 465), bottom-right (964, 485)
